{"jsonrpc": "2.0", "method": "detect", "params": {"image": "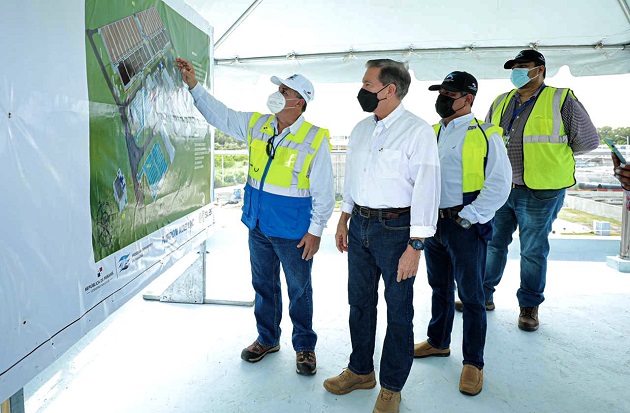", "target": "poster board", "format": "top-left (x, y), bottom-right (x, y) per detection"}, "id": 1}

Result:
top-left (0, 0), bottom-right (214, 401)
